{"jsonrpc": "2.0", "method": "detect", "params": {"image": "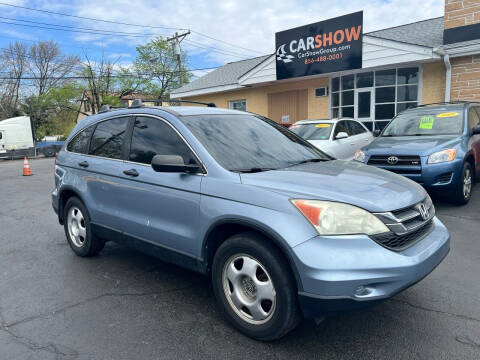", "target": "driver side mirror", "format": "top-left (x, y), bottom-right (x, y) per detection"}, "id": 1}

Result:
top-left (471, 124), bottom-right (480, 136)
top-left (335, 132), bottom-right (349, 140)
top-left (373, 129), bottom-right (381, 137)
top-left (151, 155), bottom-right (200, 173)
